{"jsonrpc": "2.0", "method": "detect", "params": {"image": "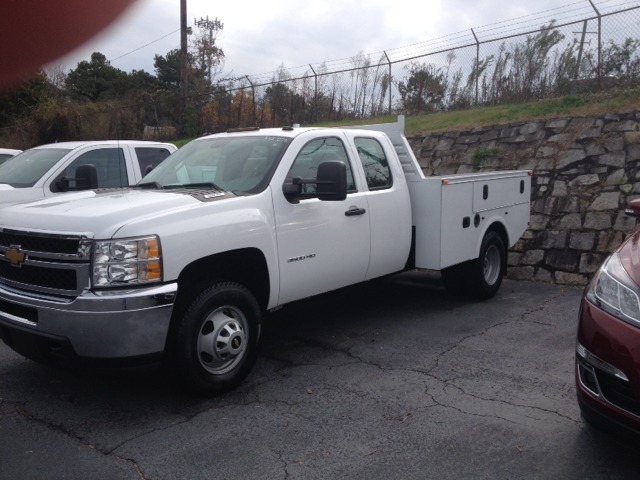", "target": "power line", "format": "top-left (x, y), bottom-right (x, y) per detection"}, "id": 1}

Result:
top-left (244, 0), bottom-right (640, 83)
top-left (109, 28), bottom-right (181, 64)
